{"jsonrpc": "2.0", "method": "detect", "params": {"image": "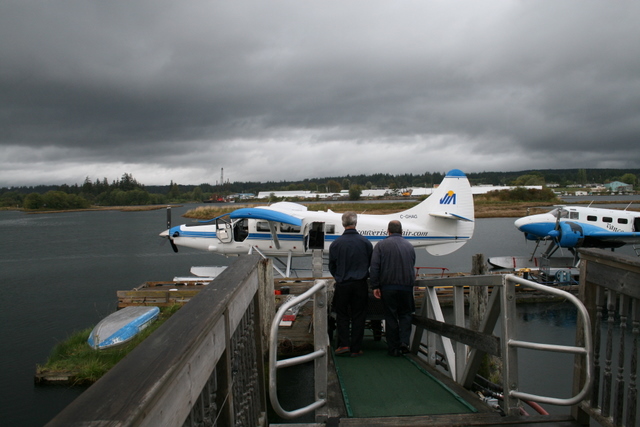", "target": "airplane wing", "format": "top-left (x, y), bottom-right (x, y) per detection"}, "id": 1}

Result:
top-left (429, 212), bottom-right (474, 222)
top-left (229, 207), bottom-right (303, 226)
